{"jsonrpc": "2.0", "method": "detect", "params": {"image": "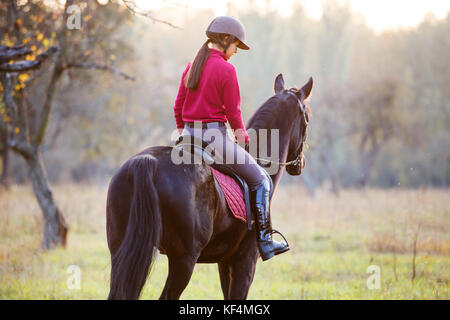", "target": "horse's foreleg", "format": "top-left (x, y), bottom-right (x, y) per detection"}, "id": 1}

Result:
top-left (159, 255), bottom-right (197, 300)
